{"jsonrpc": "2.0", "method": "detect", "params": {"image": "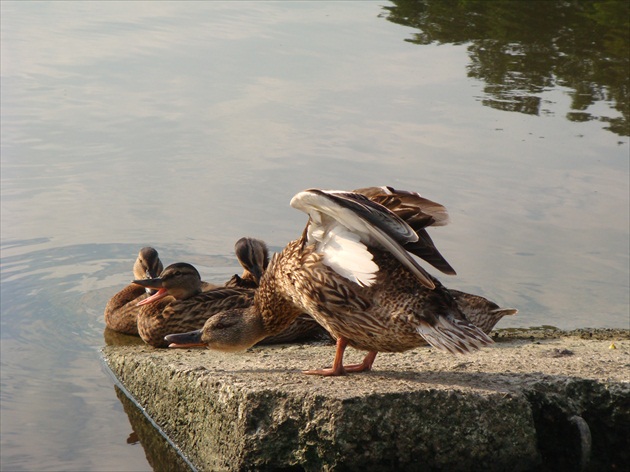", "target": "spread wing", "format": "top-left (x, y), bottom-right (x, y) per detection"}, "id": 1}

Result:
top-left (290, 189), bottom-right (436, 289)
